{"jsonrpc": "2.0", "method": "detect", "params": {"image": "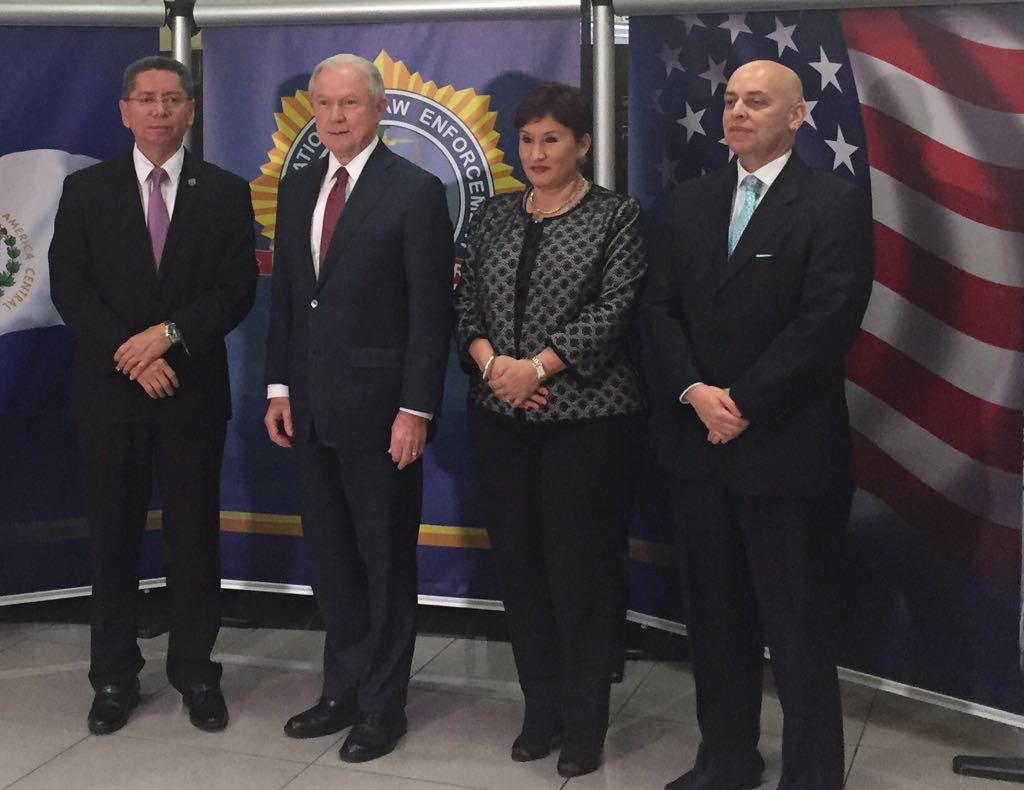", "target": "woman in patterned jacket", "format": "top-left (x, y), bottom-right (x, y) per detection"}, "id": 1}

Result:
top-left (453, 83), bottom-right (648, 779)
